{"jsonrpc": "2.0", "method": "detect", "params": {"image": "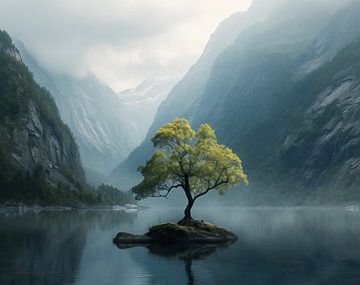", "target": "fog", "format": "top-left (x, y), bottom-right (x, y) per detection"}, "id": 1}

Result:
top-left (1, 207), bottom-right (360, 284)
top-left (0, 0), bottom-right (251, 90)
